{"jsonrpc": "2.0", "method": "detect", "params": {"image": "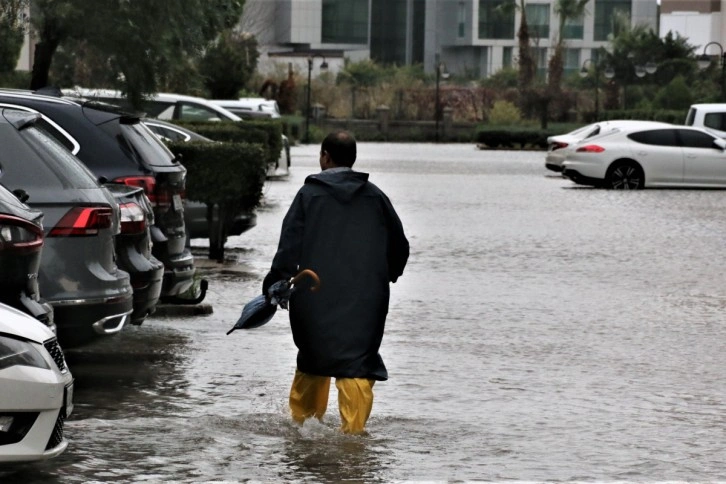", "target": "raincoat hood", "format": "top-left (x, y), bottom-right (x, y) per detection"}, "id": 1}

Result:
top-left (305, 170), bottom-right (370, 204)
